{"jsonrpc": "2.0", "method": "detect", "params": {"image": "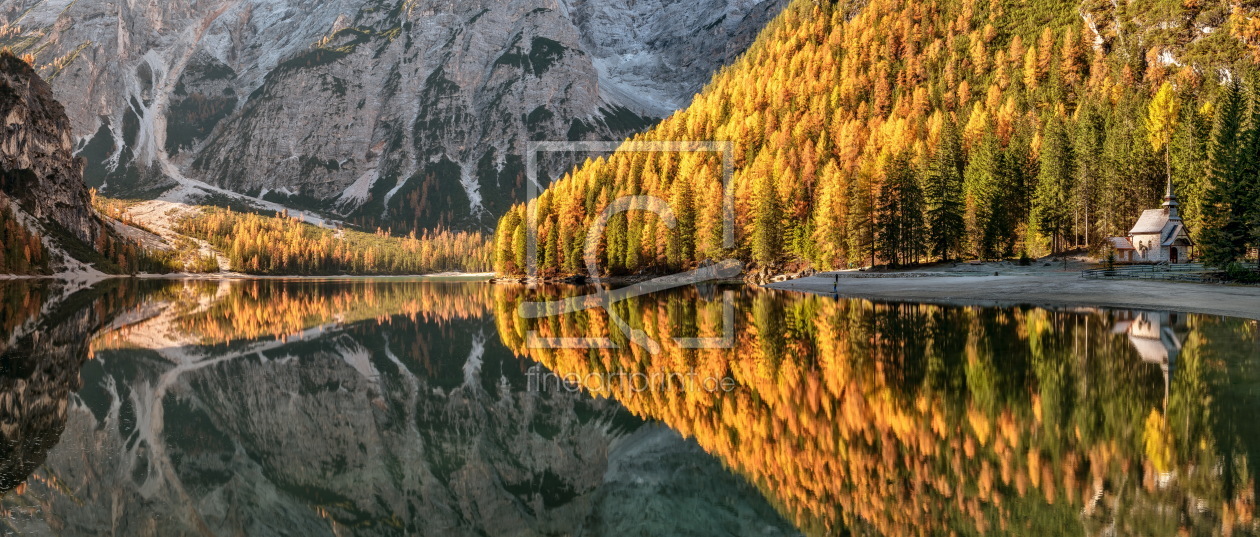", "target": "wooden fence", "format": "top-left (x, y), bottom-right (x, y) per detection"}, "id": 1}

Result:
top-left (1081, 263), bottom-right (1215, 282)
